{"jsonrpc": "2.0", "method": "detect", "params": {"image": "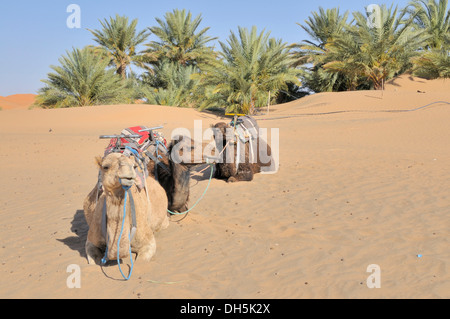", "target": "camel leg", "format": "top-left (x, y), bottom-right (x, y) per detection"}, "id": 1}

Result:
top-left (161, 214), bottom-right (170, 230)
top-left (227, 176), bottom-right (238, 183)
top-left (137, 234), bottom-right (157, 262)
top-left (228, 165), bottom-right (254, 182)
top-left (85, 240), bottom-right (103, 265)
